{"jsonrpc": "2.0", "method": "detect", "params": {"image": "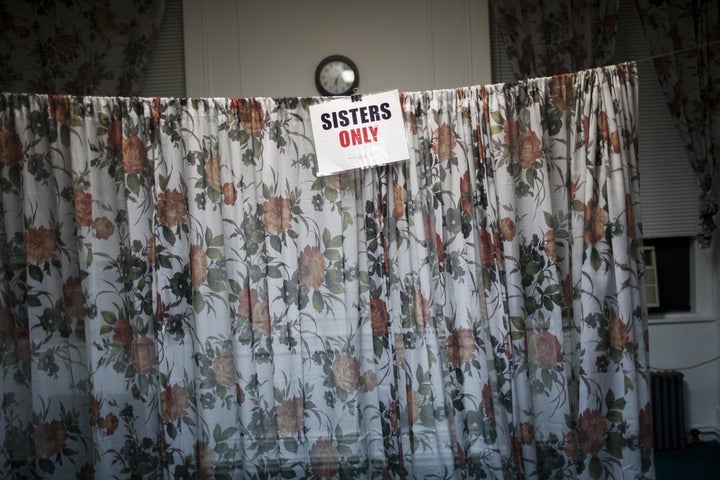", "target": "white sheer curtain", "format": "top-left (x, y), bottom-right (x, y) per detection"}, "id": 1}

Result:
top-left (0, 63), bottom-right (653, 479)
